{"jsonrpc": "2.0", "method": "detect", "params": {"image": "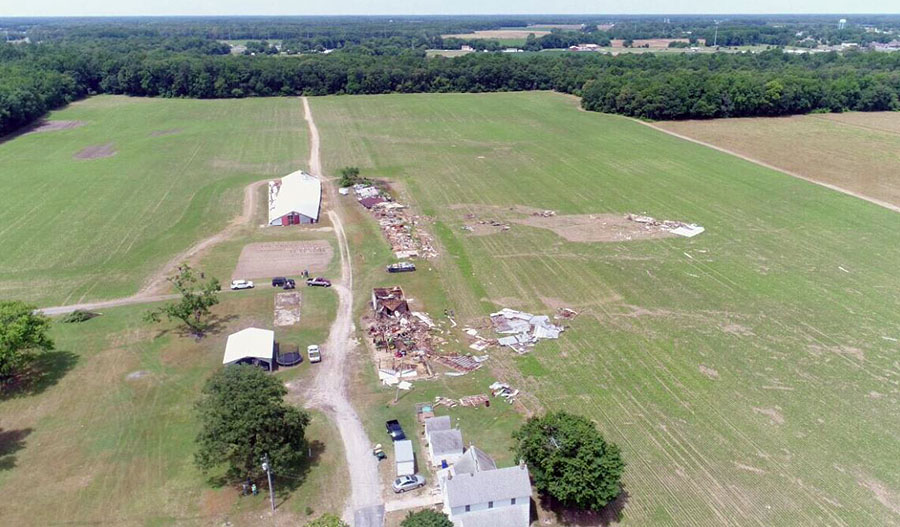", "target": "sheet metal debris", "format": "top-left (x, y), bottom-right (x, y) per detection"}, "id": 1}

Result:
top-left (490, 308), bottom-right (564, 354)
top-left (626, 213), bottom-right (705, 238)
